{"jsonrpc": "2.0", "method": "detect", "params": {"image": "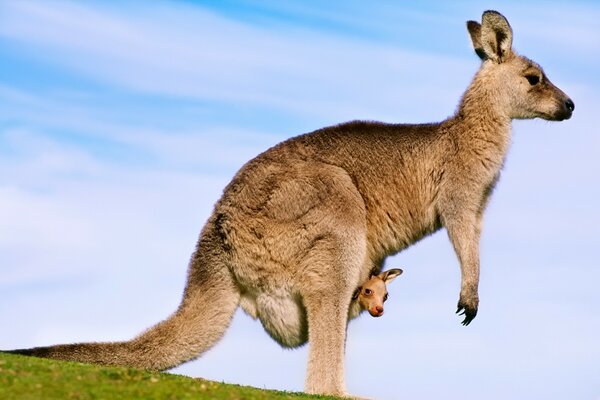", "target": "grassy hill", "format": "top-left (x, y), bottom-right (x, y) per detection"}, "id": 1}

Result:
top-left (0, 352), bottom-right (341, 400)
